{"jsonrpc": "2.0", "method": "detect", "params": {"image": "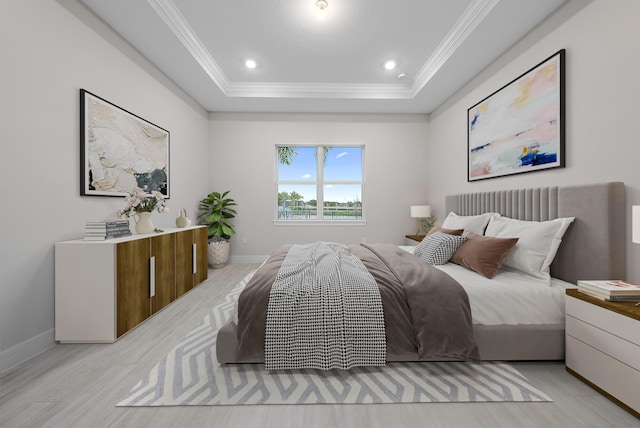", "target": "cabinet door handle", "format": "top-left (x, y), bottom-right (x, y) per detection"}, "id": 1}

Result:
top-left (149, 256), bottom-right (156, 298)
top-left (192, 243), bottom-right (197, 274)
